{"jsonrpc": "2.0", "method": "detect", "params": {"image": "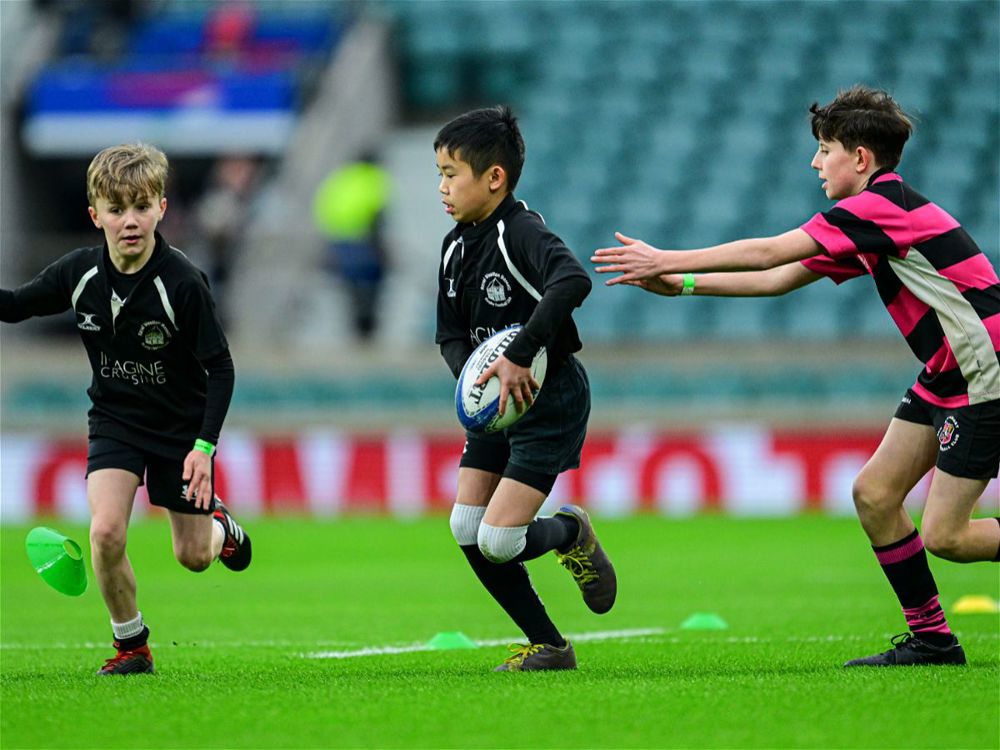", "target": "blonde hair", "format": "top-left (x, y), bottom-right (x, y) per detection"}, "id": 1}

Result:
top-left (87, 143), bottom-right (168, 206)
